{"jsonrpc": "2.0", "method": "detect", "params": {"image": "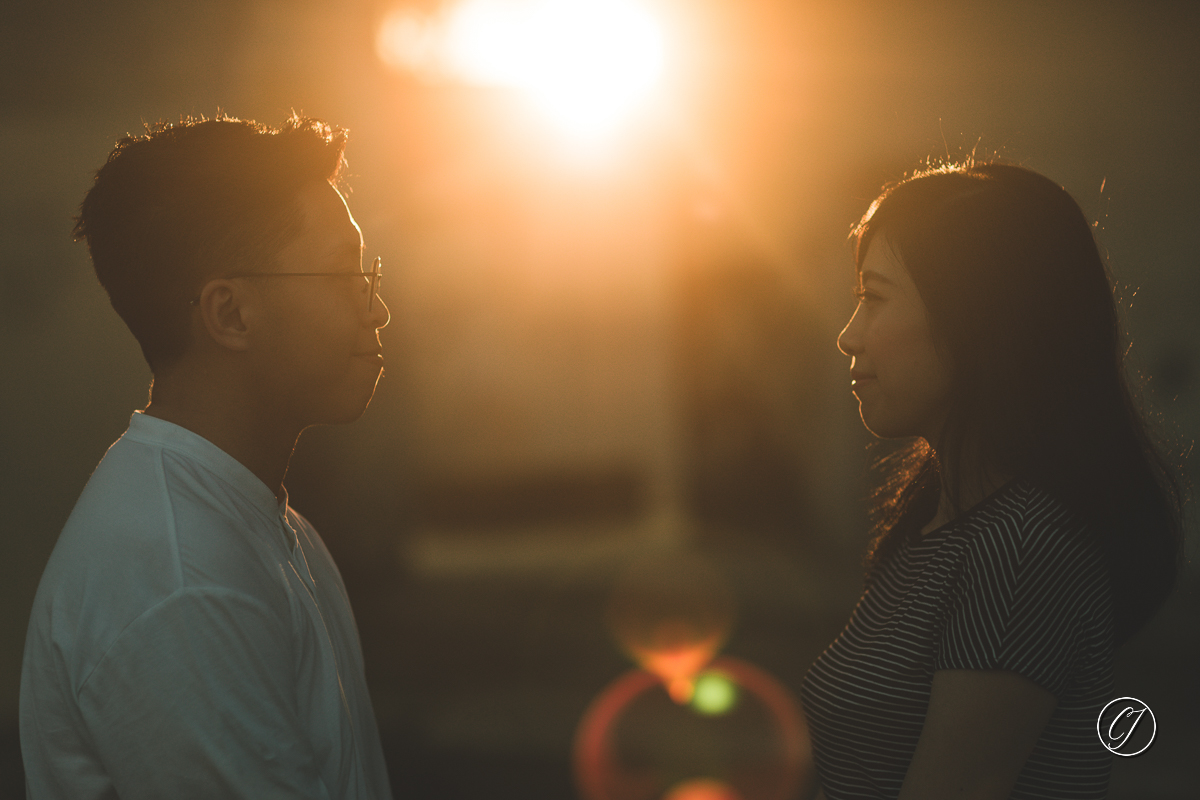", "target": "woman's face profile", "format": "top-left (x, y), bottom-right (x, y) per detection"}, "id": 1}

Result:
top-left (837, 235), bottom-right (952, 444)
